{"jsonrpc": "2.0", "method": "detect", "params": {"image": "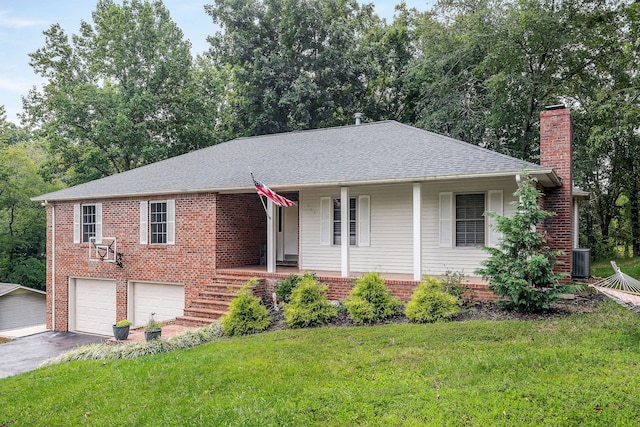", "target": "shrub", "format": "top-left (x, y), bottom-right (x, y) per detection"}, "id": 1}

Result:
top-left (406, 277), bottom-right (460, 323)
top-left (441, 269), bottom-right (470, 300)
top-left (221, 279), bottom-right (271, 336)
top-left (274, 273), bottom-right (304, 304)
top-left (284, 275), bottom-right (337, 328)
top-left (343, 272), bottom-right (402, 324)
